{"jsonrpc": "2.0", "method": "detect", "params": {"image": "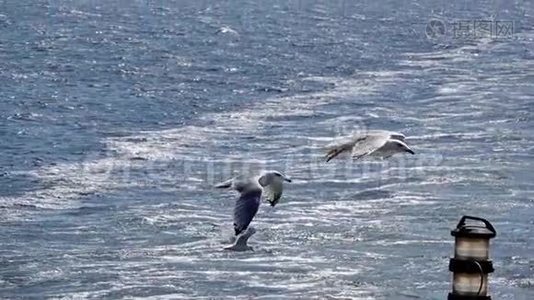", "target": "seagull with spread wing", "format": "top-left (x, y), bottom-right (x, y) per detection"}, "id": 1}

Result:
top-left (215, 170), bottom-right (292, 241)
top-left (325, 130), bottom-right (415, 162)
